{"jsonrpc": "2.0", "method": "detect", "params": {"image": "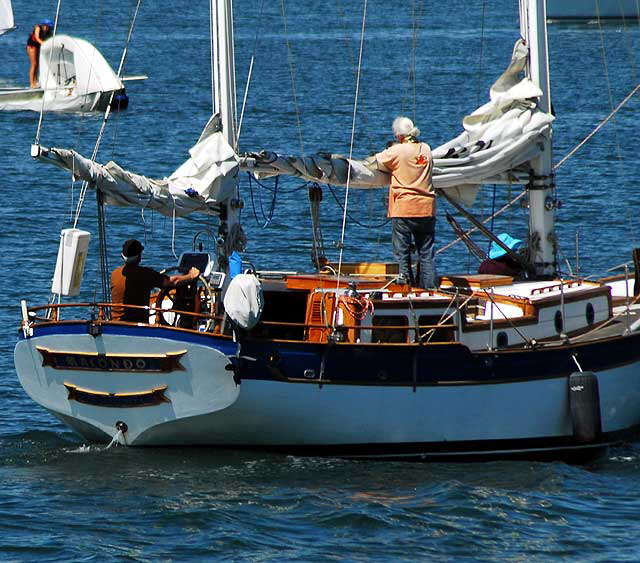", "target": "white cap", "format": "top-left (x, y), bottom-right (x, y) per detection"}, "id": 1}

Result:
top-left (392, 116), bottom-right (420, 139)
